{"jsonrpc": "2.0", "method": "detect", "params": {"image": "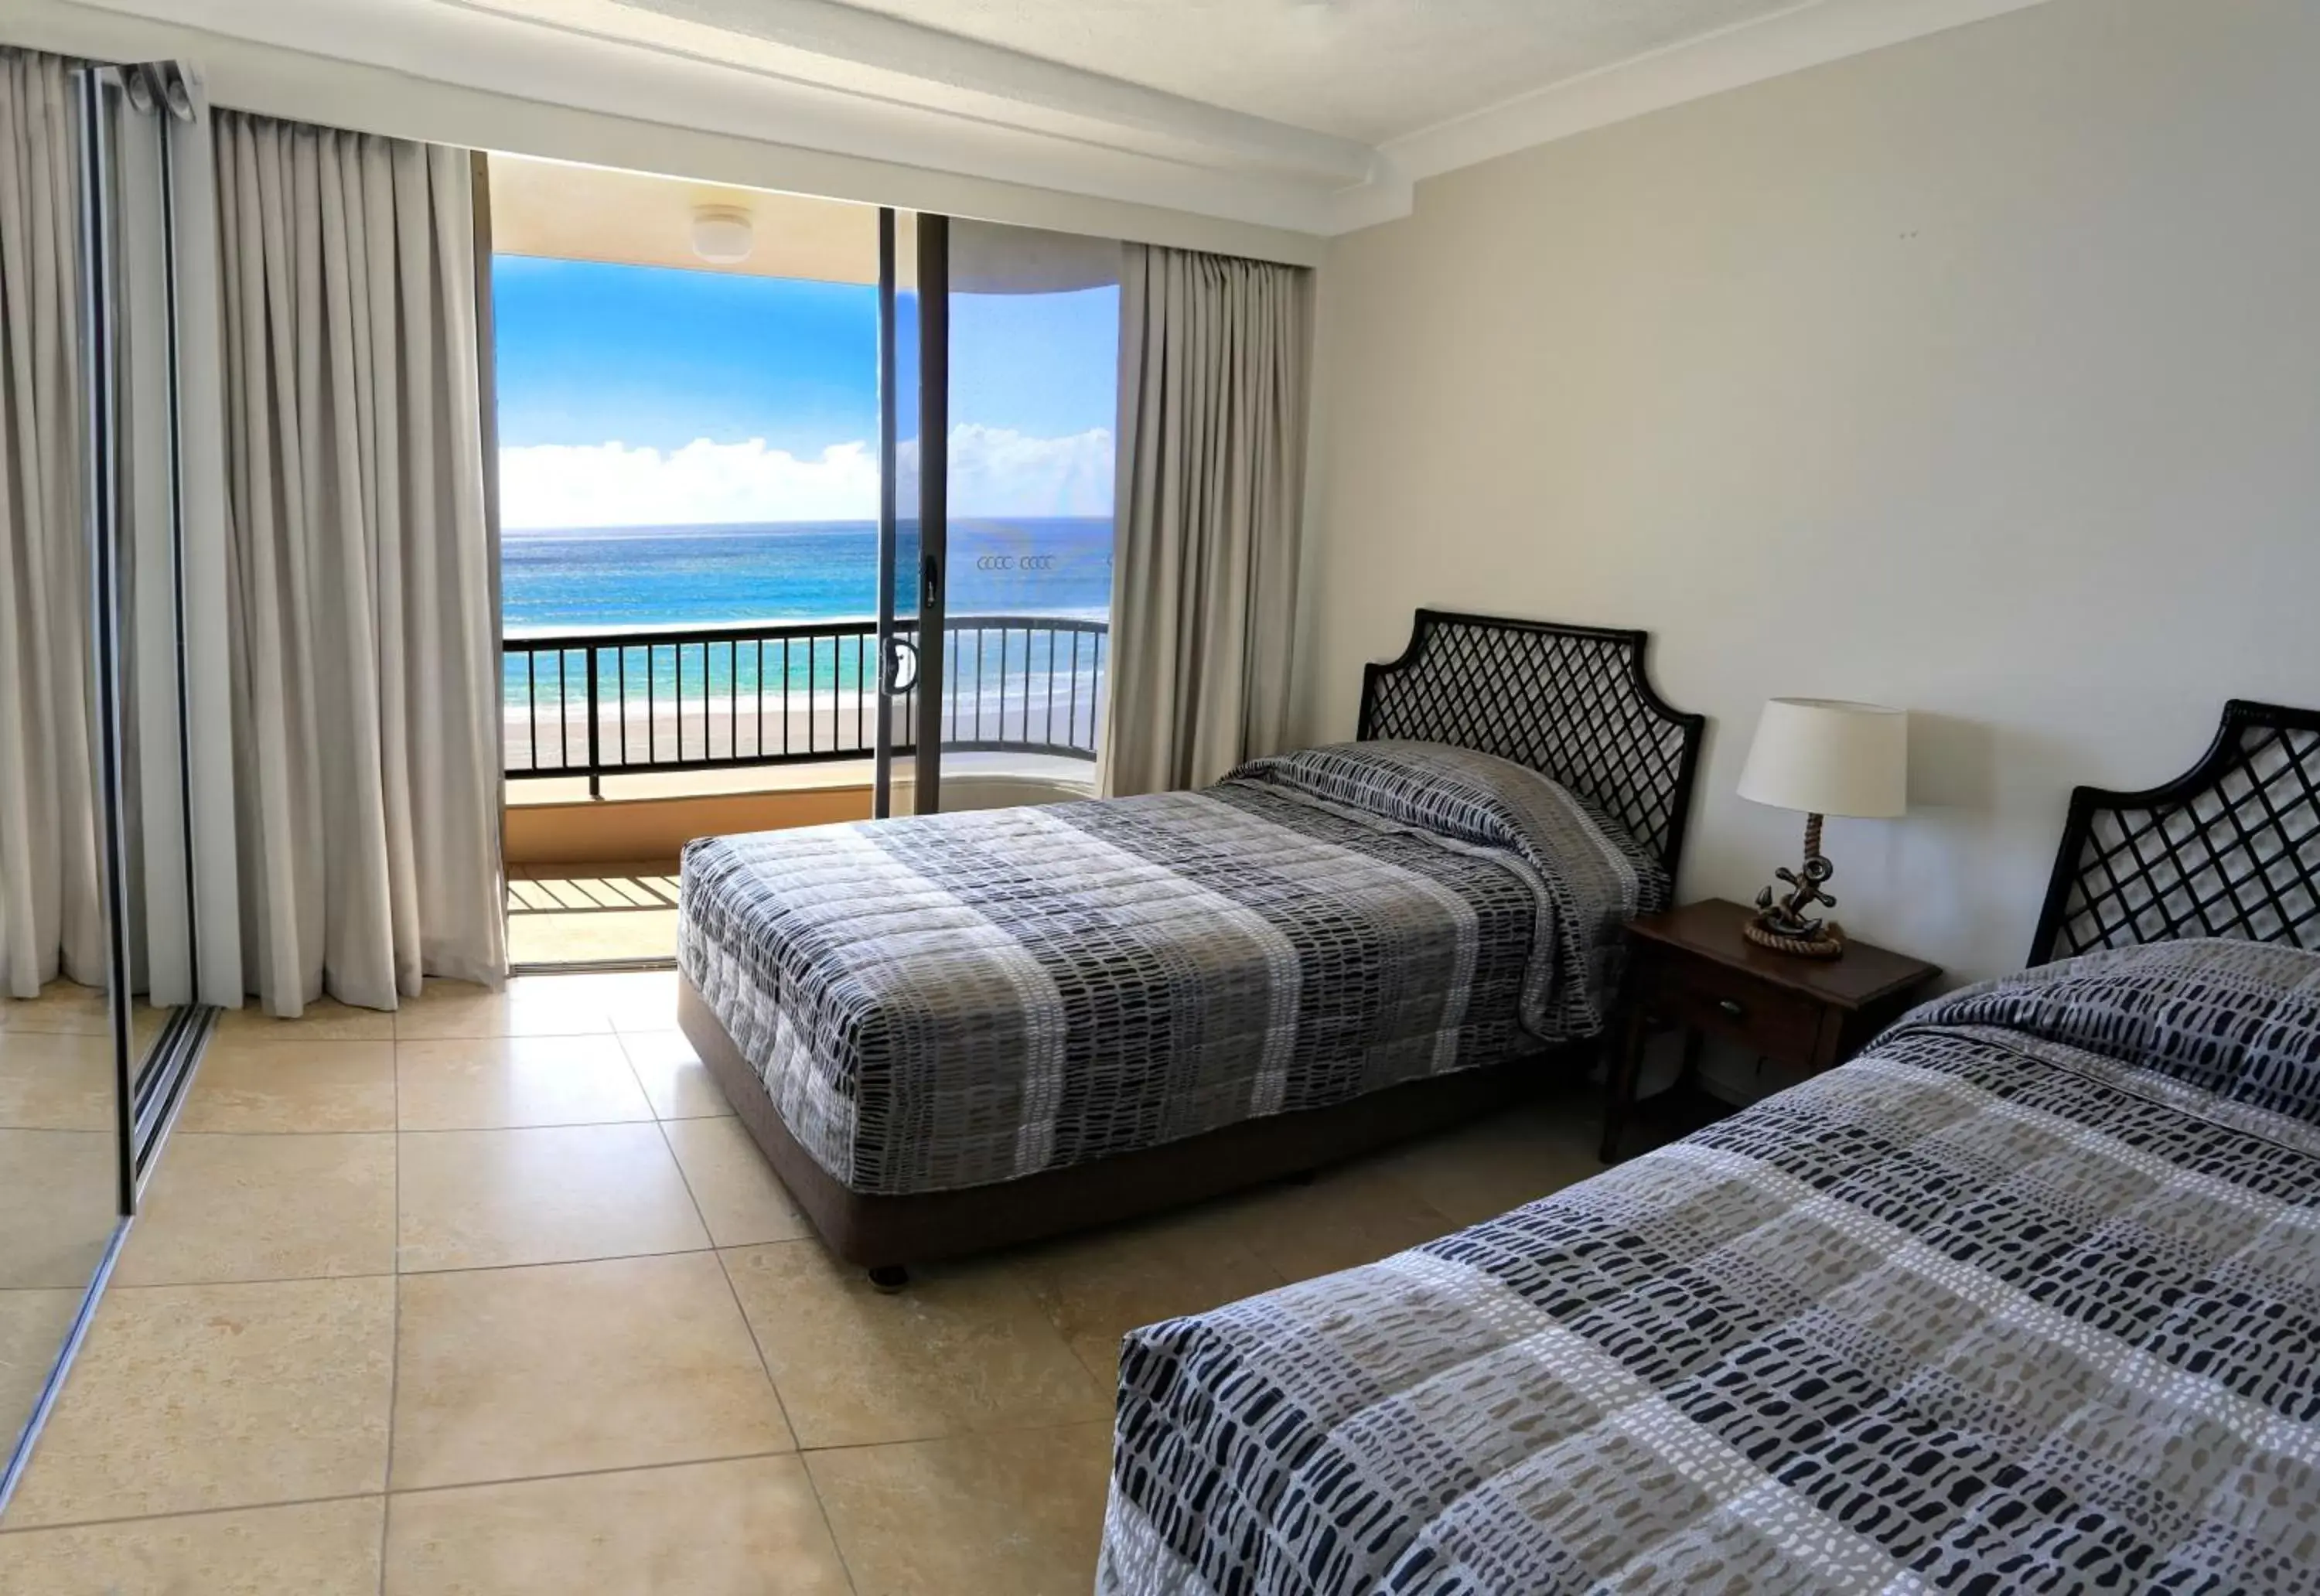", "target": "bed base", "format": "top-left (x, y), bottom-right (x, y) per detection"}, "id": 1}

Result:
top-left (678, 973), bottom-right (1574, 1278)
